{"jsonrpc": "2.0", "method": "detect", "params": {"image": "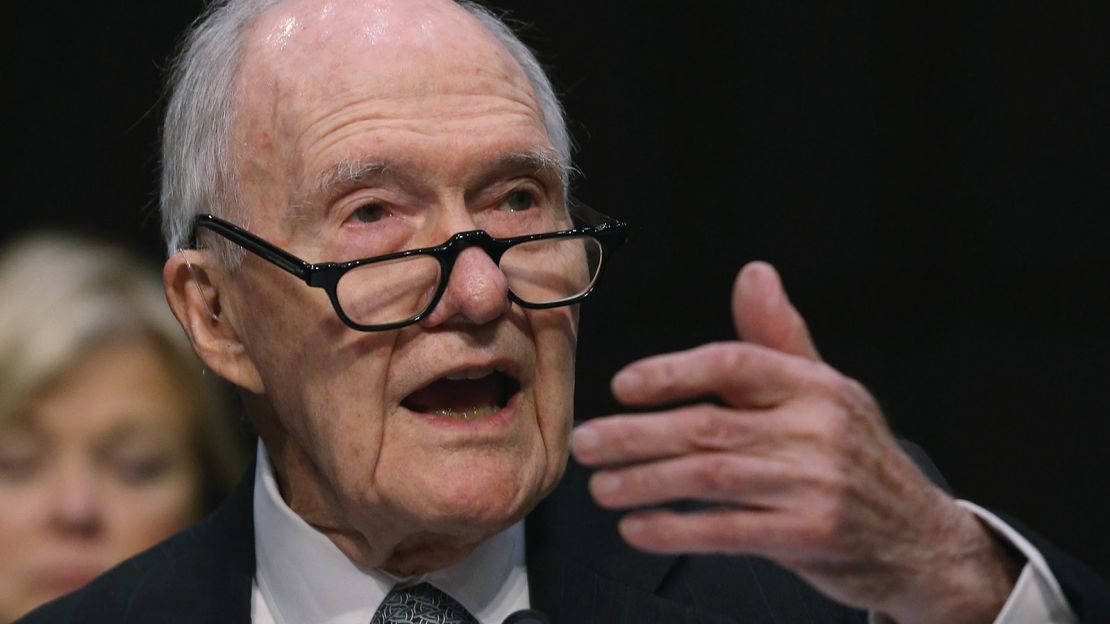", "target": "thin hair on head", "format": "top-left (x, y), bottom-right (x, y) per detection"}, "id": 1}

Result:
top-left (160, 0), bottom-right (573, 266)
